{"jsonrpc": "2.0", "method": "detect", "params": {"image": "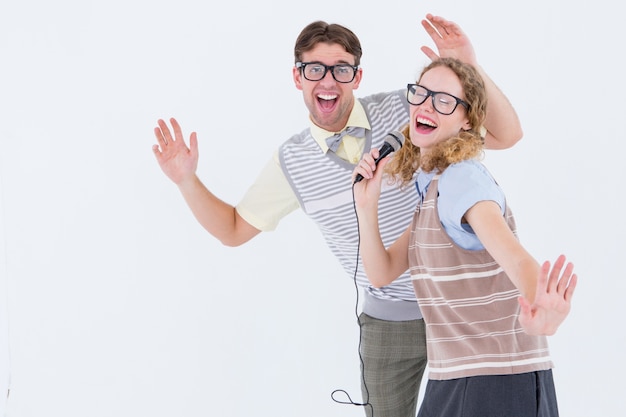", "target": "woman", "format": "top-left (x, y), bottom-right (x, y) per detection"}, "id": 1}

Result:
top-left (352, 57), bottom-right (577, 416)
